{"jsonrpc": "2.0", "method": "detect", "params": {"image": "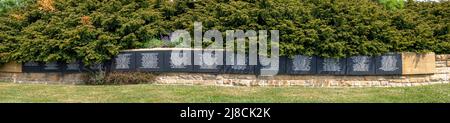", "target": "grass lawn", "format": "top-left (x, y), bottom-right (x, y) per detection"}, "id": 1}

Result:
top-left (0, 82), bottom-right (449, 103)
